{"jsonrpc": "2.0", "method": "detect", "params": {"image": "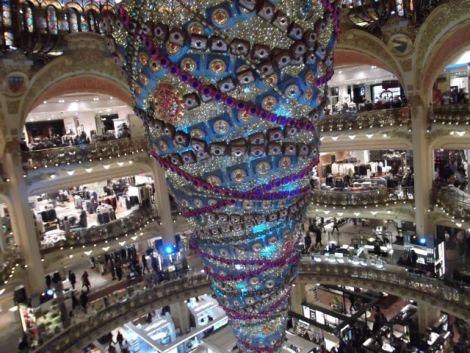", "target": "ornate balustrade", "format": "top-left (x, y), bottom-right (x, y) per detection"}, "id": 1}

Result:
top-left (299, 256), bottom-right (470, 322)
top-left (40, 207), bottom-right (158, 254)
top-left (29, 272), bottom-right (210, 353)
top-left (434, 185), bottom-right (470, 221)
top-left (20, 256), bottom-right (470, 353)
top-left (0, 246), bottom-right (23, 286)
top-left (22, 137), bottom-right (149, 171)
top-left (317, 107), bottom-right (410, 133)
top-left (430, 104), bottom-right (470, 127)
top-left (311, 186), bottom-right (413, 207)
